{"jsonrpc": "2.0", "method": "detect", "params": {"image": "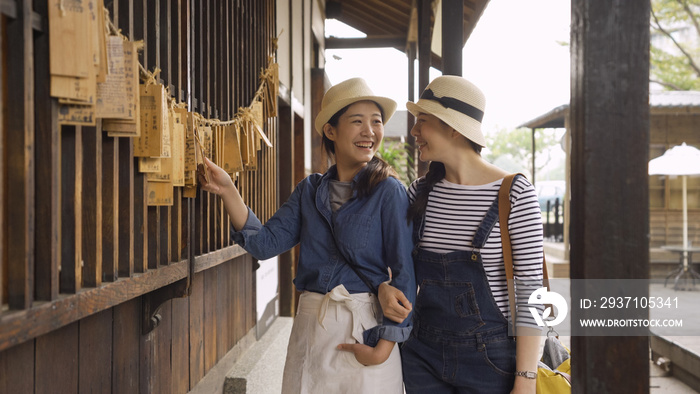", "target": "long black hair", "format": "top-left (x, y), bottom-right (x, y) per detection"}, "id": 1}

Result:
top-left (322, 101), bottom-right (398, 198)
top-left (407, 128), bottom-right (483, 222)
